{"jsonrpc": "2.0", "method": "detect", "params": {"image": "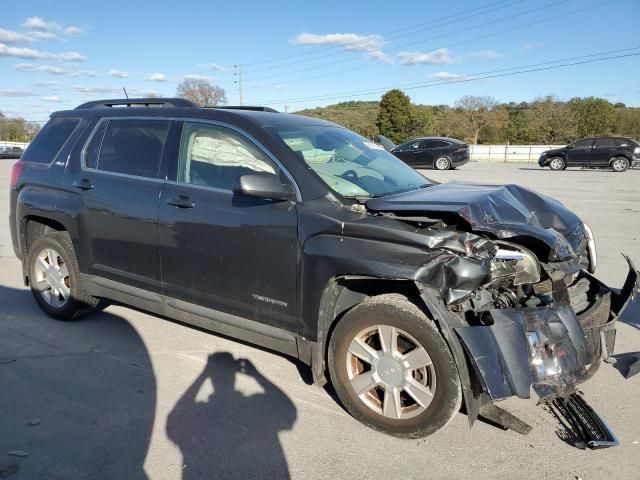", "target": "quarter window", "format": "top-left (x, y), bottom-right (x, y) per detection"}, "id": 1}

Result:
top-left (22, 117), bottom-right (80, 164)
top-left (89, 119), bottom-right (170, 178)
top-left (178, 122), bottom-right (276, 191)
